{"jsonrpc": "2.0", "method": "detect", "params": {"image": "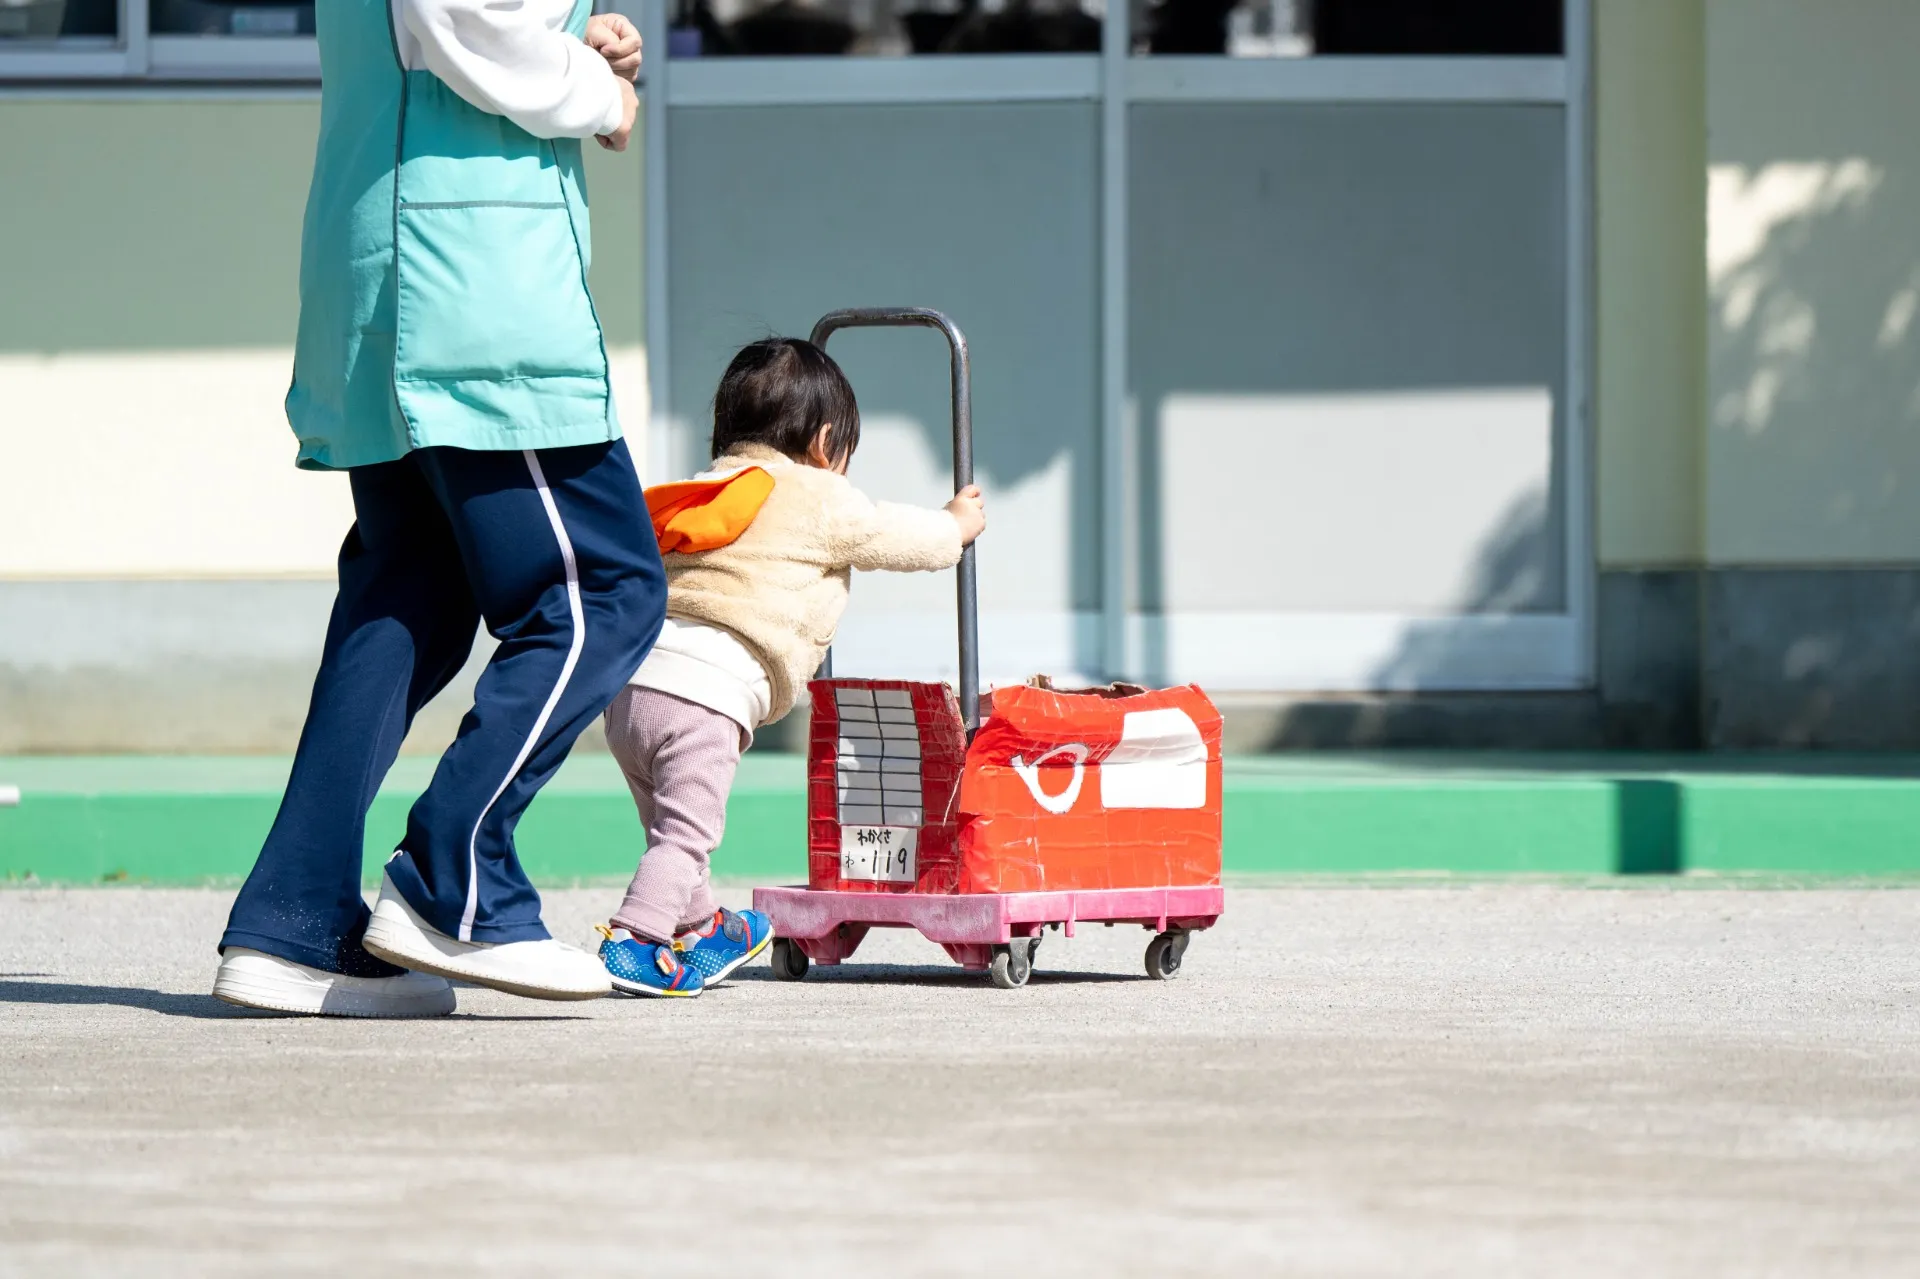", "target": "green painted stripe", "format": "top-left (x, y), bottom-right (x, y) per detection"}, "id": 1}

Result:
top-left (5, 754), bottom-right (1920, 885)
